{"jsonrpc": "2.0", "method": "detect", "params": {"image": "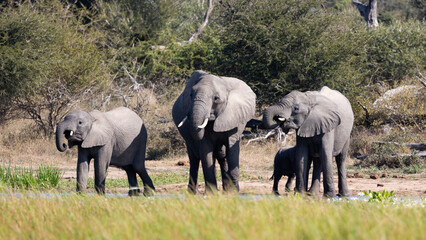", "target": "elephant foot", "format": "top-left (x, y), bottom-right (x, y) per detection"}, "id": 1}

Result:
top-left (143, 186), bottom-right (155, 197)
top-left (285, 187), bottom-right (292, 192)
top-left (338, 189), bottom-right (351, 197)
top-left (128, 188), bottom-right (141, 197)
top-left (273, 190), bottom-right (281, 196)
top-left (323, 190), bottom-right (336, 198)
top-left (308, 187), bottom-right (321, 196)
top-left (187, 184), bottom-right (198, 195)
